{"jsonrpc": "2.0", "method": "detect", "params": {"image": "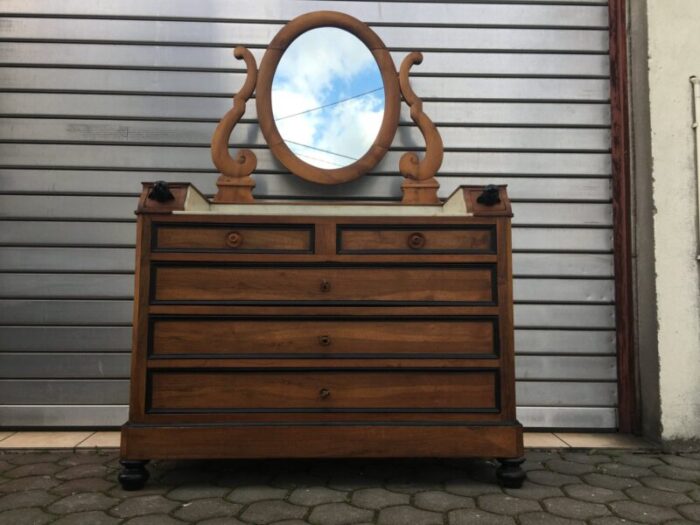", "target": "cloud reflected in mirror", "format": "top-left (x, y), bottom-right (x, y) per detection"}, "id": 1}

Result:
top-left (271, 27), bottom-right (385, 170)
